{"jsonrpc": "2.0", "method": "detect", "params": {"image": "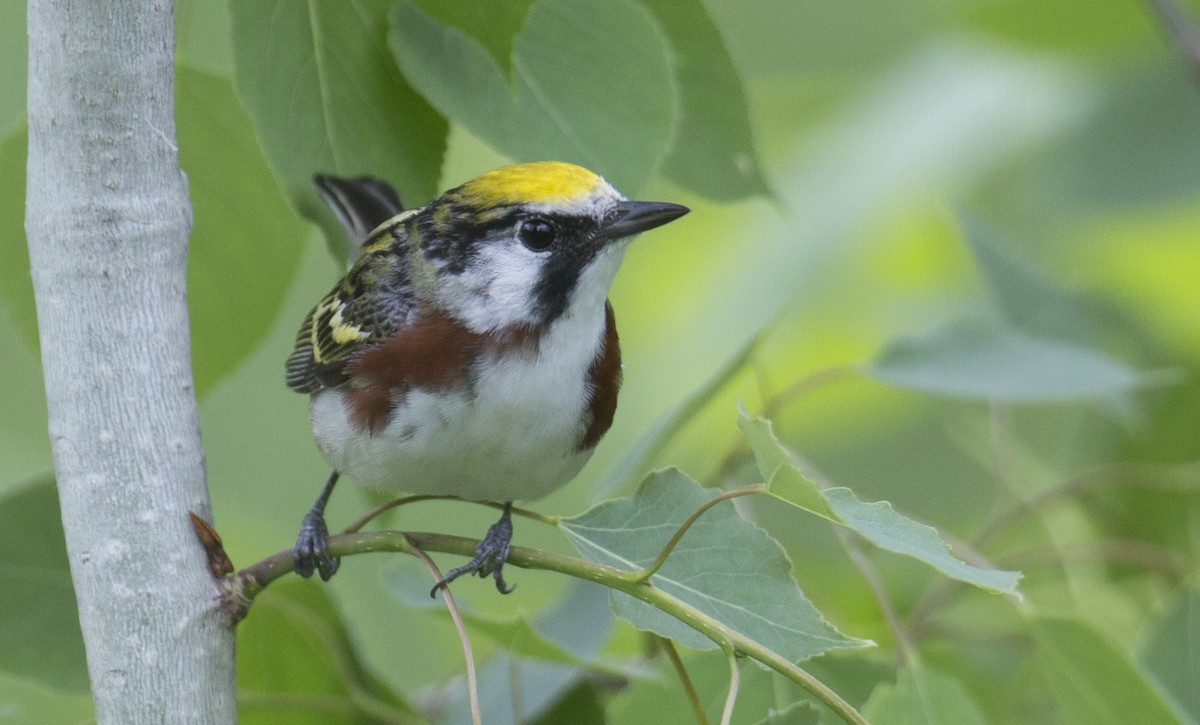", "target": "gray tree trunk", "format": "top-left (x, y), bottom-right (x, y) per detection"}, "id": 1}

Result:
top-left (25, 0), bottom-right (236, 721)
